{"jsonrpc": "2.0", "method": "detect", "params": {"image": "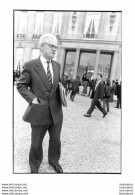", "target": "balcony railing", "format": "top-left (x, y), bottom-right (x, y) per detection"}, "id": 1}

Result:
top-left (83, 34), bottom-right (97, 39)
top-left (33, 34), bottom-right (42, 38)
top-left (16, 34), bottom-right (25, 38)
